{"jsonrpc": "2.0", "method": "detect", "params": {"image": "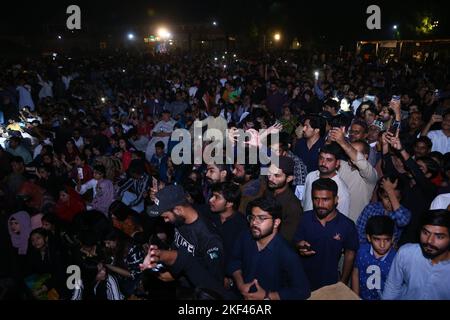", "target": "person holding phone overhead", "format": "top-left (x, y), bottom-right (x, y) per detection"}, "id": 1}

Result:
top-left (421, 109), bottom-right (450, 154)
